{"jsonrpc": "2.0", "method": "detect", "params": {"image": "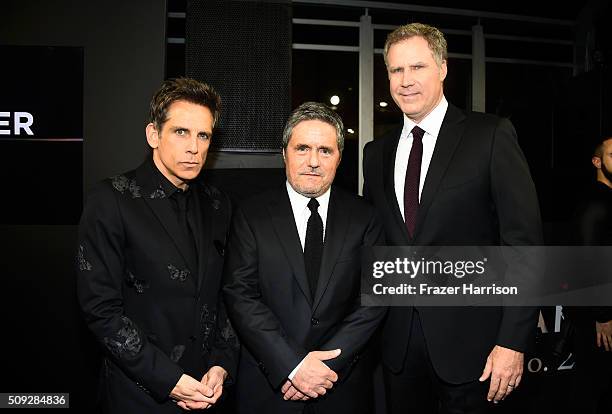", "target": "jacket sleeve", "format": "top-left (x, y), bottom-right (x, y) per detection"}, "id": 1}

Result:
top-left (207, 295), bottom-right (240, 383)
top-left (223, 207), bottom-right (307, 388)
top-left (489, 118), bottom-right (543, 352)
top-left (76, 183), bottom-right (183, 401)
top-left (207, 191), bottom-right (240, 381)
